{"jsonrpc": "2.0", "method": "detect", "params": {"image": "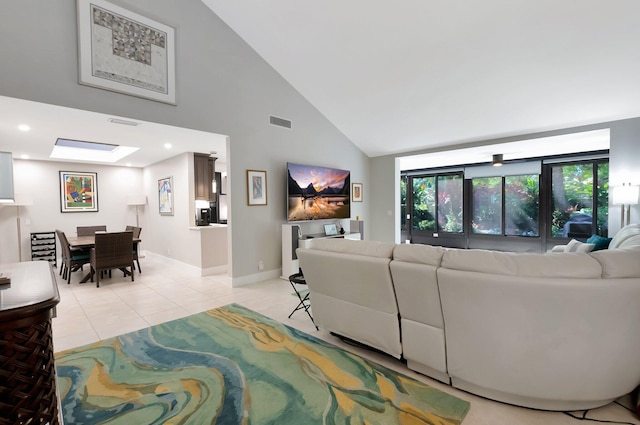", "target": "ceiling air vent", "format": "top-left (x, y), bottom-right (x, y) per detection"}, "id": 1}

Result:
top-left (269, 115), bottom-right (292, 129)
